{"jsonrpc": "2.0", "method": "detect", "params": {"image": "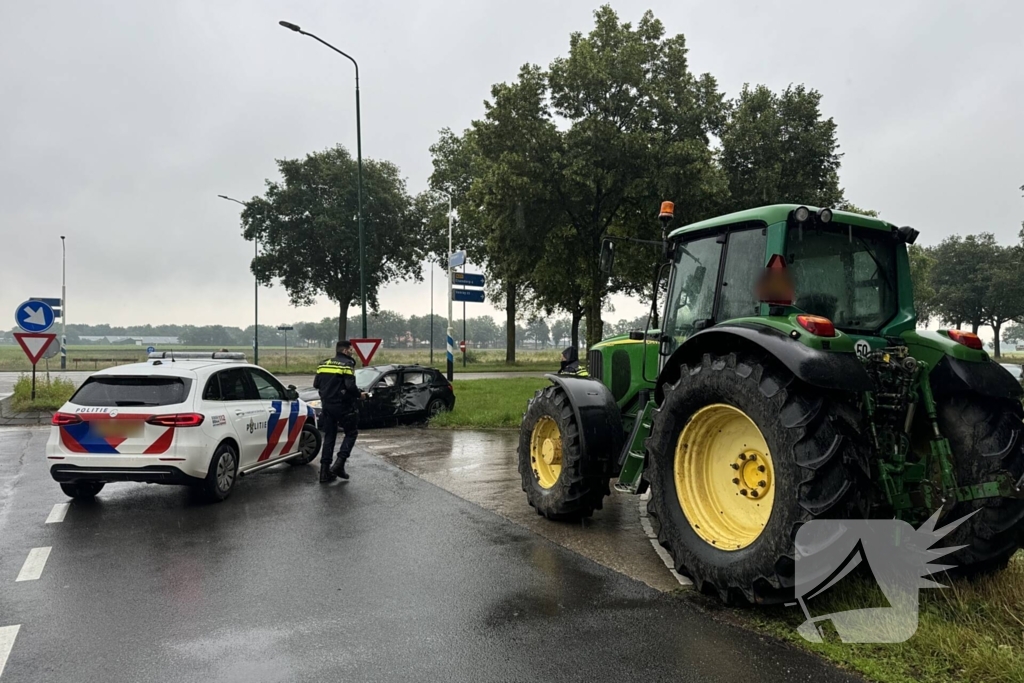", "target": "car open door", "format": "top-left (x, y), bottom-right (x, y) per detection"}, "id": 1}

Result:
top-left (365, 371), bottom-right (401, 424)
top-left (399, 369), bottom-right (432, 418)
